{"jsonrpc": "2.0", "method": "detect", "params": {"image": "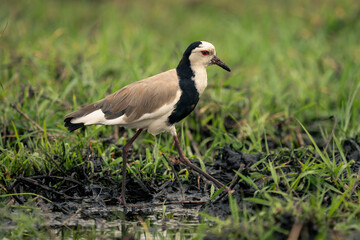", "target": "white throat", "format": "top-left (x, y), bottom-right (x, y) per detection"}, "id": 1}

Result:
top-left (191, 65), bottom-right (208, 95)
